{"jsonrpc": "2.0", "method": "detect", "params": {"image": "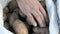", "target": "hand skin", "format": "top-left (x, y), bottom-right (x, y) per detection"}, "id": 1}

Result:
top-left (16, 0), bottom-right (48, 27)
